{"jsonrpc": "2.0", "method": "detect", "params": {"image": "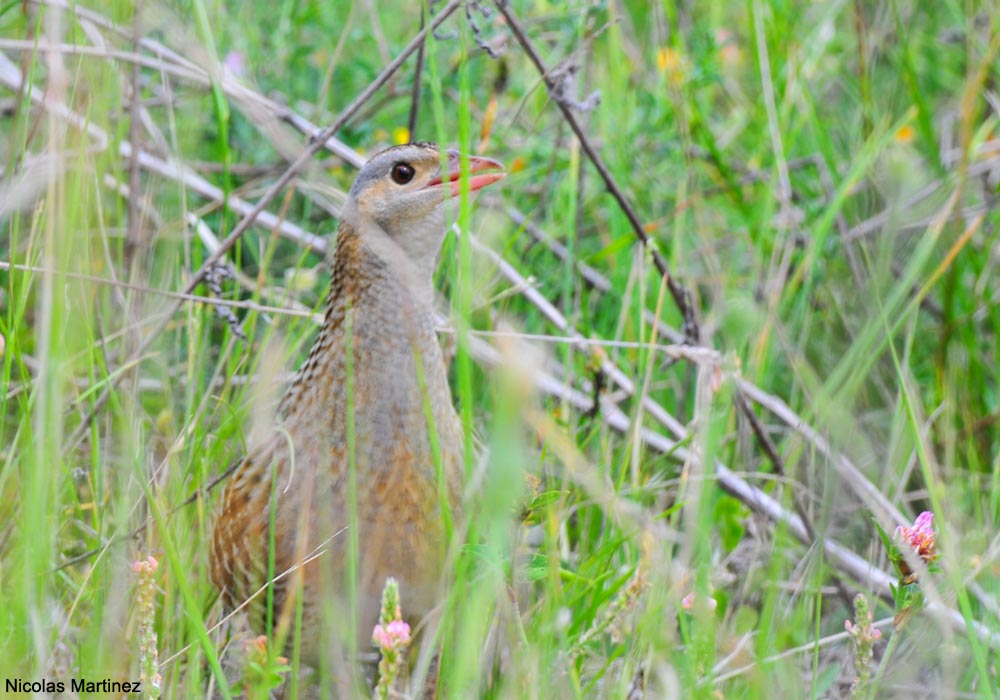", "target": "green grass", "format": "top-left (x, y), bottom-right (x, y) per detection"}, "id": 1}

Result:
top-left (2, 0), bottom-right (999, 698)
